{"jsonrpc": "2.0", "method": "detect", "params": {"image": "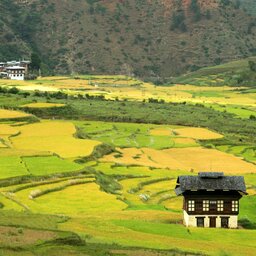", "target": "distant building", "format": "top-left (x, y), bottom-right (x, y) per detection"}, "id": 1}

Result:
top-left (6, 66), bottom-right (26, 81)
top-left (175, 172), bottom-right (247, 228)
top-left (0, 60), bottom-right (30, 80)
top-left (0, 62), bottom-right (5, 72)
